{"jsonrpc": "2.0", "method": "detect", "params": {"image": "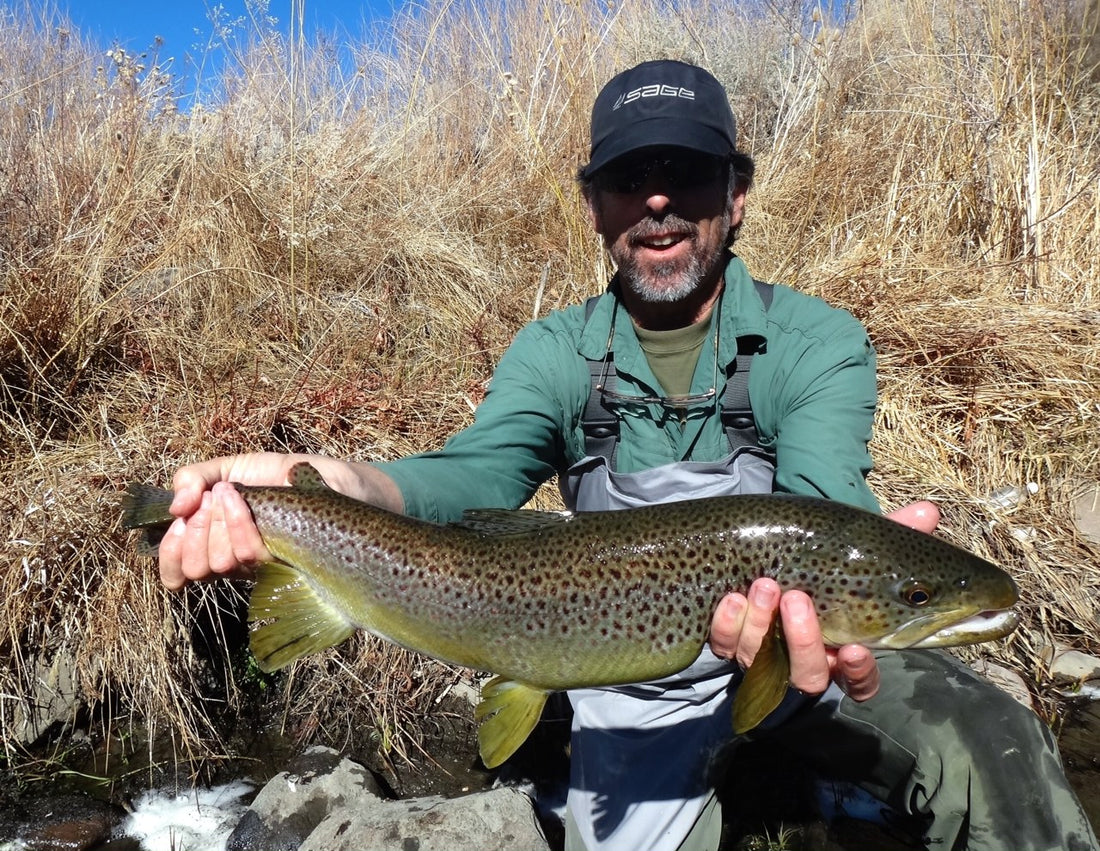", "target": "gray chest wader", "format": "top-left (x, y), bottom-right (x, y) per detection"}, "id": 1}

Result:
top-left (559, 283), bottom-right (794, 851)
